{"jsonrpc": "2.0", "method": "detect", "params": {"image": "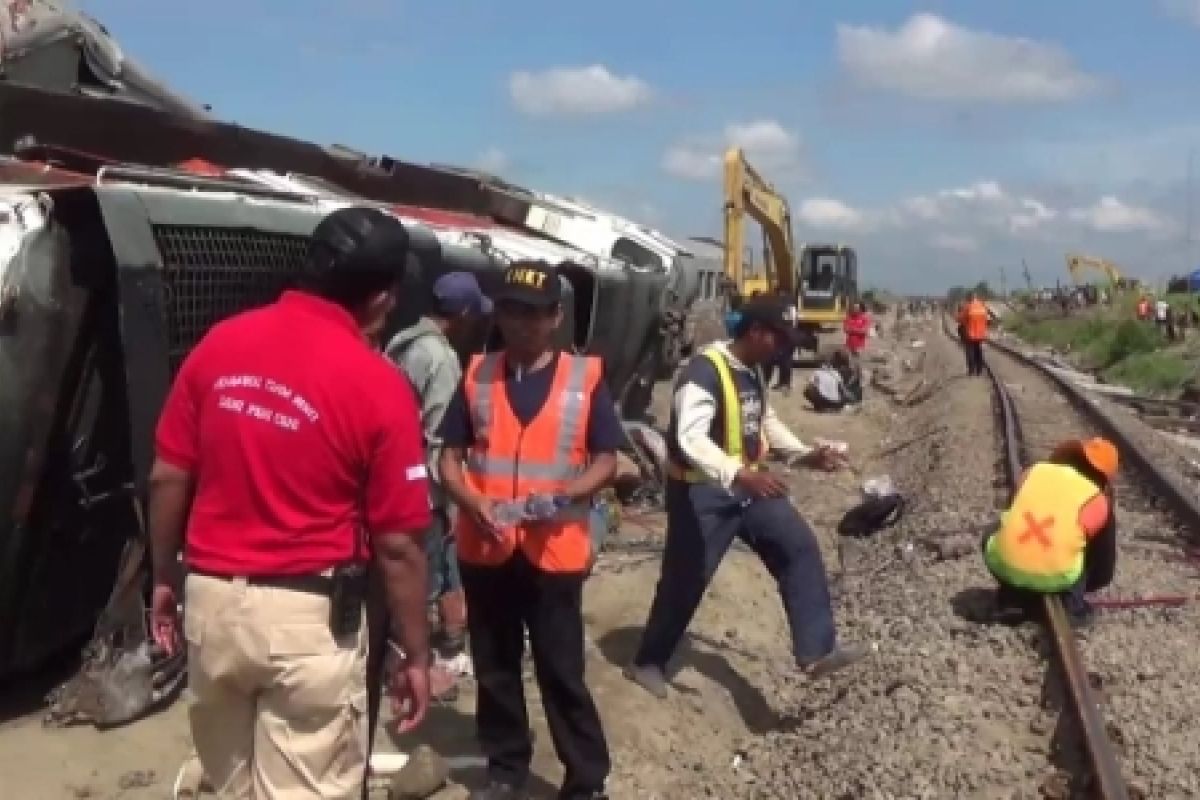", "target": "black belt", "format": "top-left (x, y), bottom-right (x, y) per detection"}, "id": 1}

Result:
top-left (189, 568), bottom-right (334, 597)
